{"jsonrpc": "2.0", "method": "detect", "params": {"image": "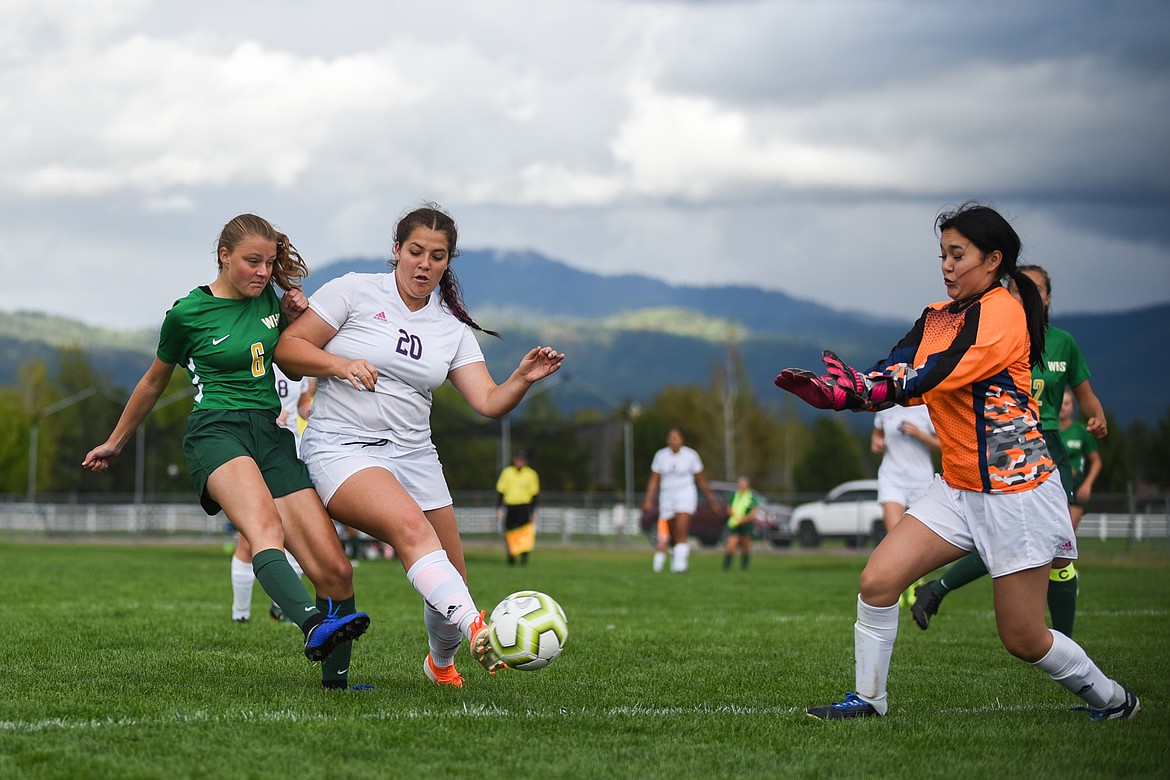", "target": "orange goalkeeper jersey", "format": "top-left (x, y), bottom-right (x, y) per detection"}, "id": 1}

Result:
top-left (867, 284), bottom-right (1054, 494)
